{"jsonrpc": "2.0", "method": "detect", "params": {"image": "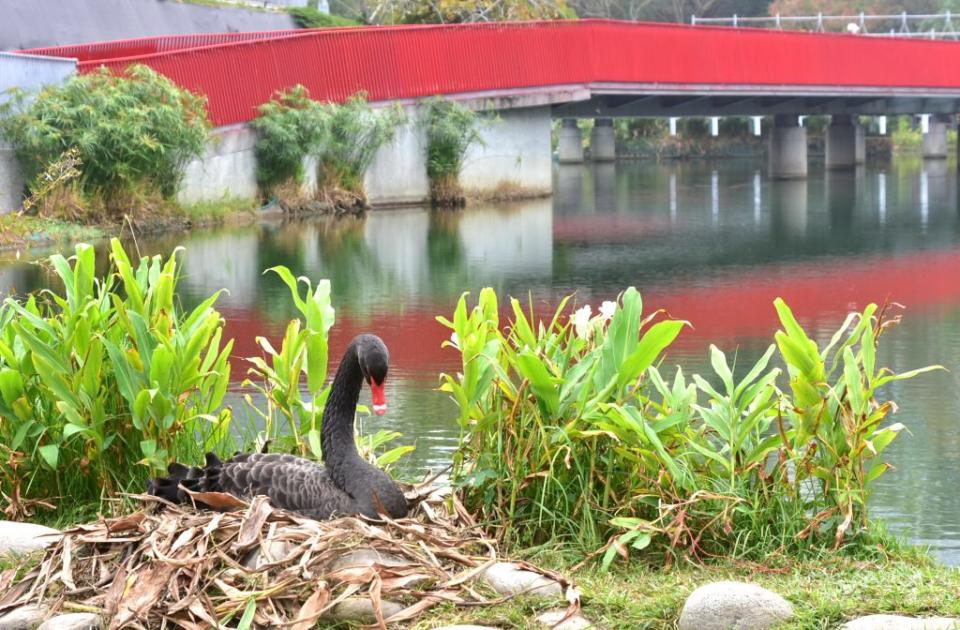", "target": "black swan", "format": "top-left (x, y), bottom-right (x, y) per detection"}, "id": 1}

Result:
top-left (147, 333), bottom-right (408, 520)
